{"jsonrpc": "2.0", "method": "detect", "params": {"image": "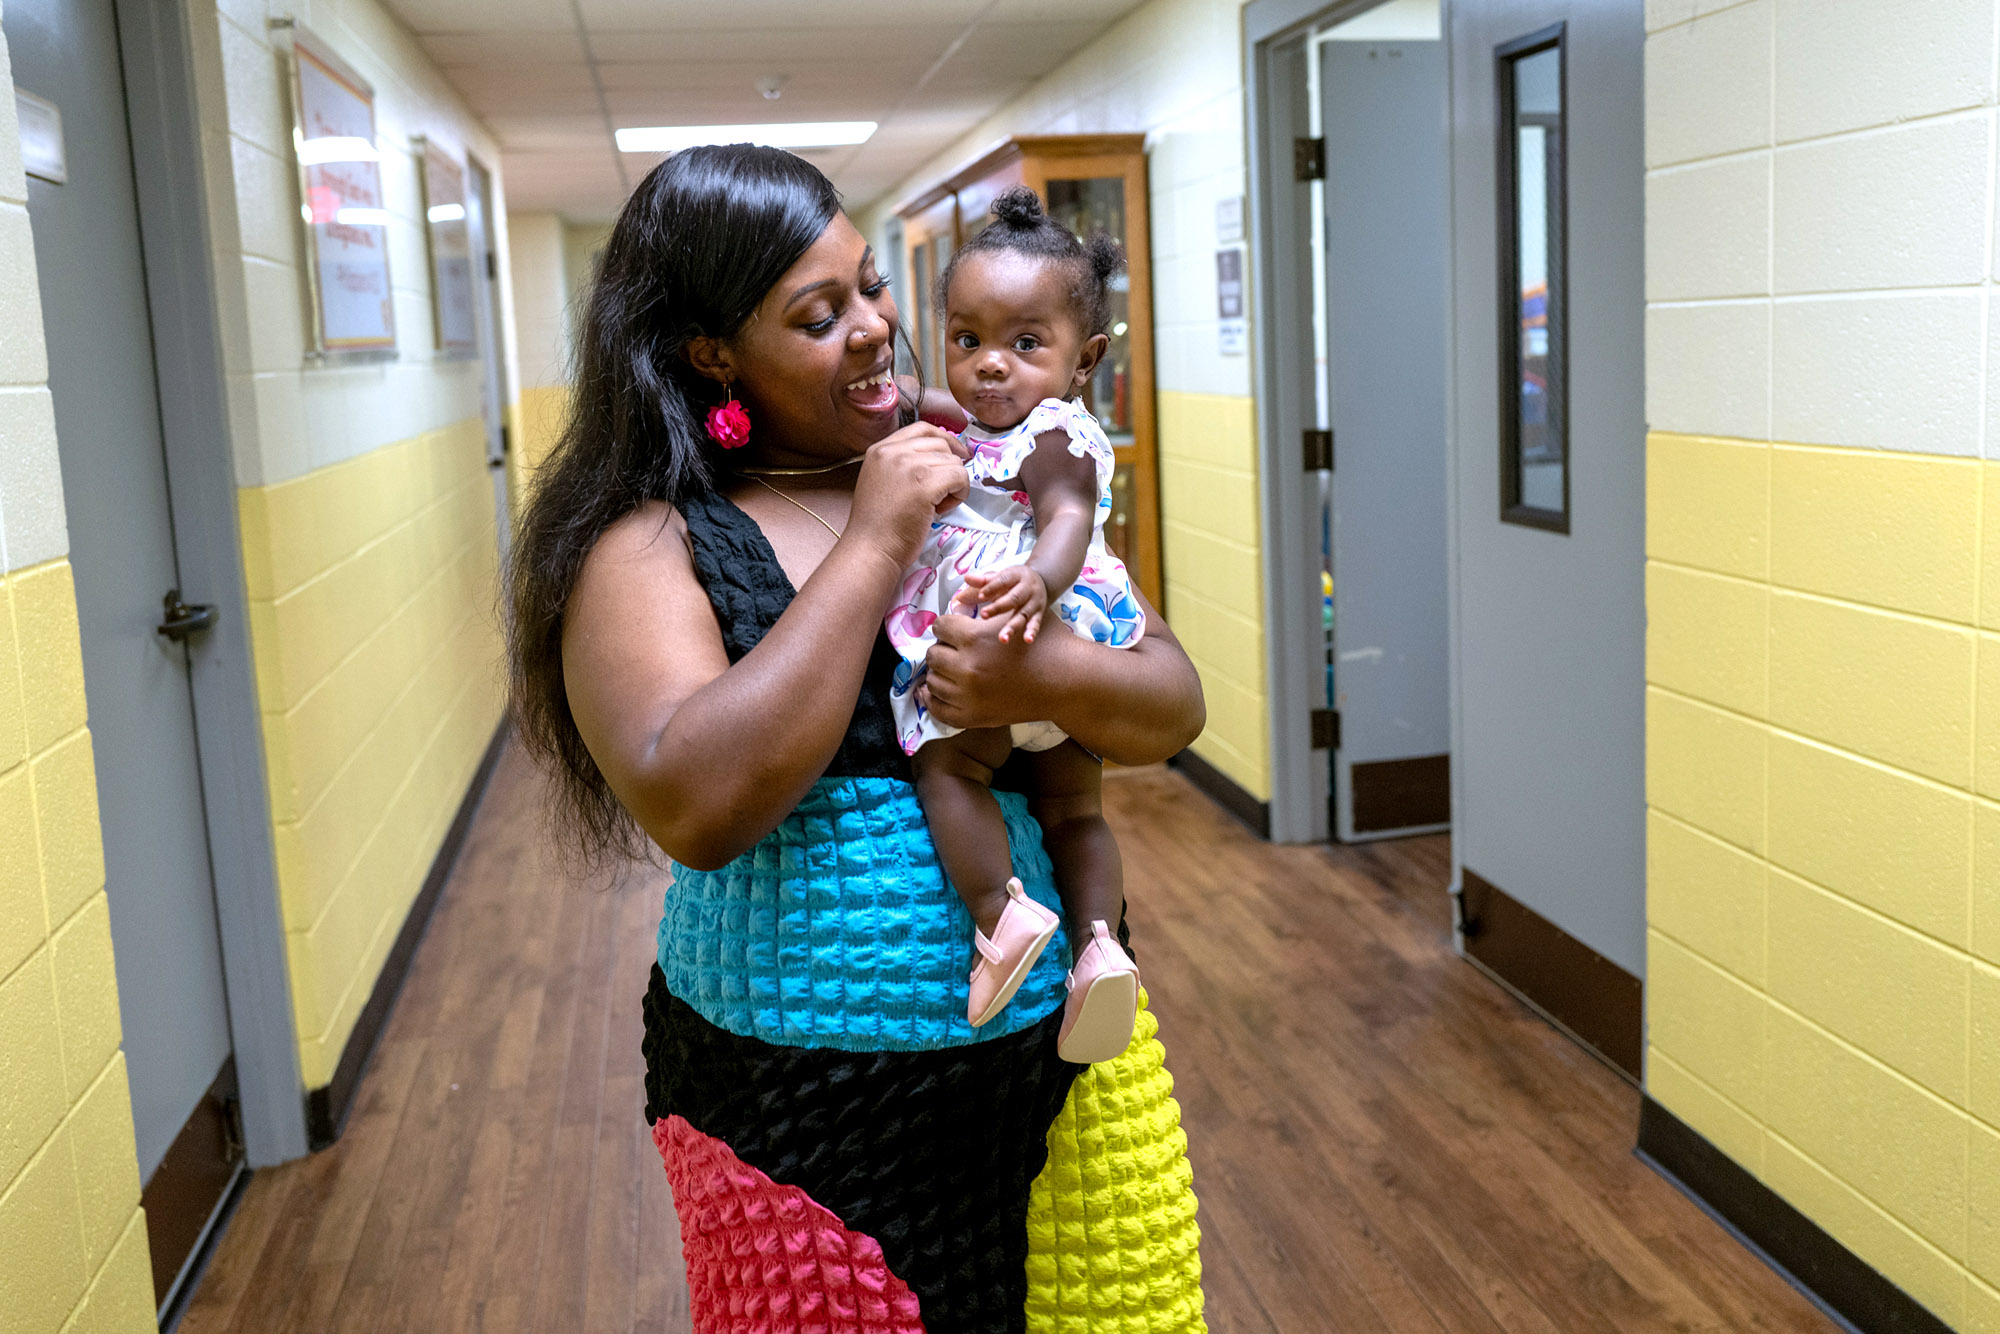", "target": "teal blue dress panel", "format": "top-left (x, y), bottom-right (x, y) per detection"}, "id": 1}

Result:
top-left (658, 776), bottom-right (1071, 1051)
